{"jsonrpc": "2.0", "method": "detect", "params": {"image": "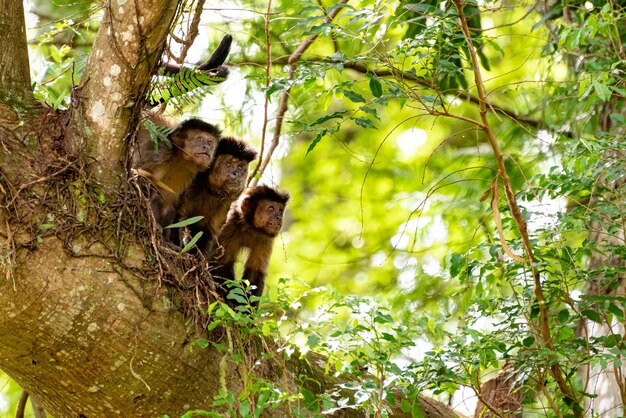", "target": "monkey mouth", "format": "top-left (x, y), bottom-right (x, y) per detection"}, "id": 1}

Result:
top-left (266, 222), bottom-right (281, 232)
top-left (197, 153), bottom-right (213, 165)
